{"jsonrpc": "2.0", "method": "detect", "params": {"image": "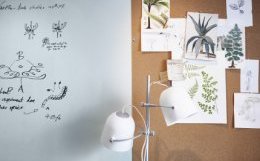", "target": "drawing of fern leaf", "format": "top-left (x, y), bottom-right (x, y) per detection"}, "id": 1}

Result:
top-left (185, 64), bottom-right (205, 72)
top-left (188, 79), bottom-right (199, 99)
